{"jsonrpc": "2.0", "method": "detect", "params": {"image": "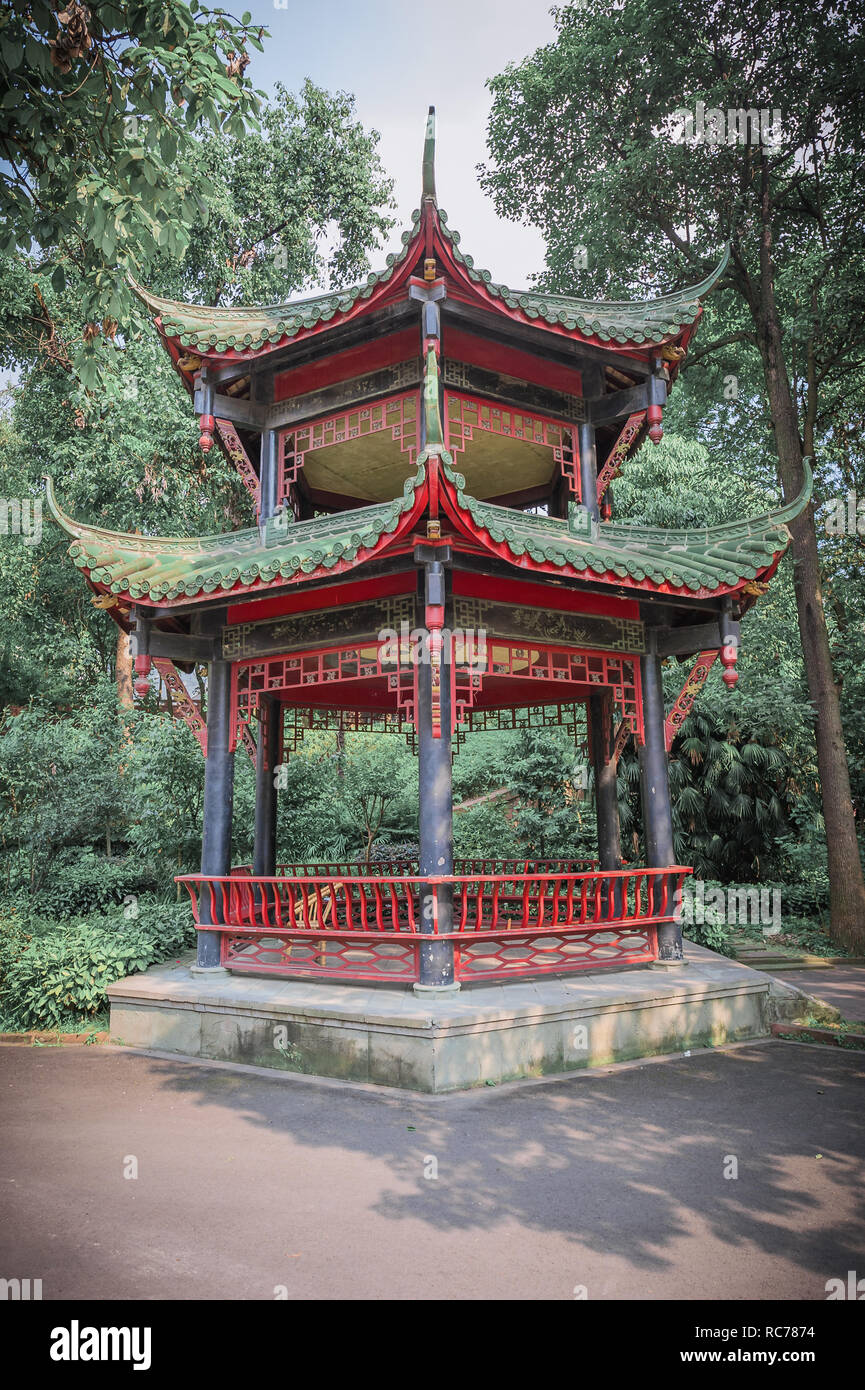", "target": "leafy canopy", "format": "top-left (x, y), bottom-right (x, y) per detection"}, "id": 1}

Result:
top-left (0, 0), bottom-right (266, 372)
